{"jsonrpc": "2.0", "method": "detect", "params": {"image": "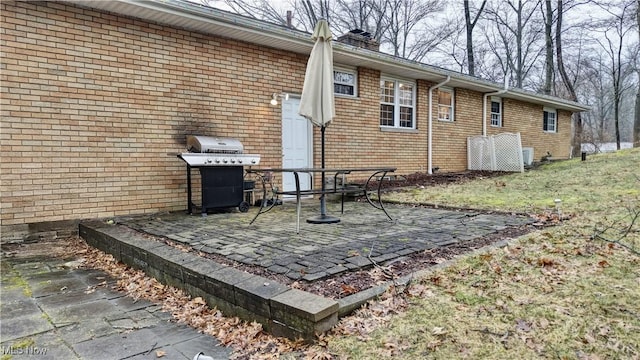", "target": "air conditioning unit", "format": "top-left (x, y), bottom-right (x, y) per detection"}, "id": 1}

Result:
top-left (522, 147), bottom-right (534, 166)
